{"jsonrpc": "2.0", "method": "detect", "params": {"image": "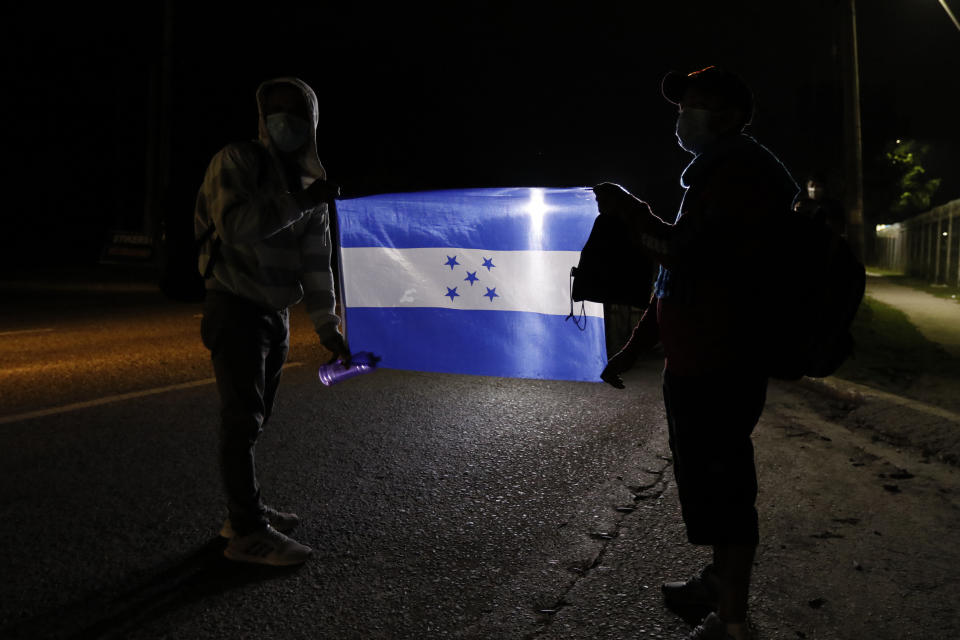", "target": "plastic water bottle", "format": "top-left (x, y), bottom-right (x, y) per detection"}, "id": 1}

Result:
top-left (318, 351), bottom-right (379, 386)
